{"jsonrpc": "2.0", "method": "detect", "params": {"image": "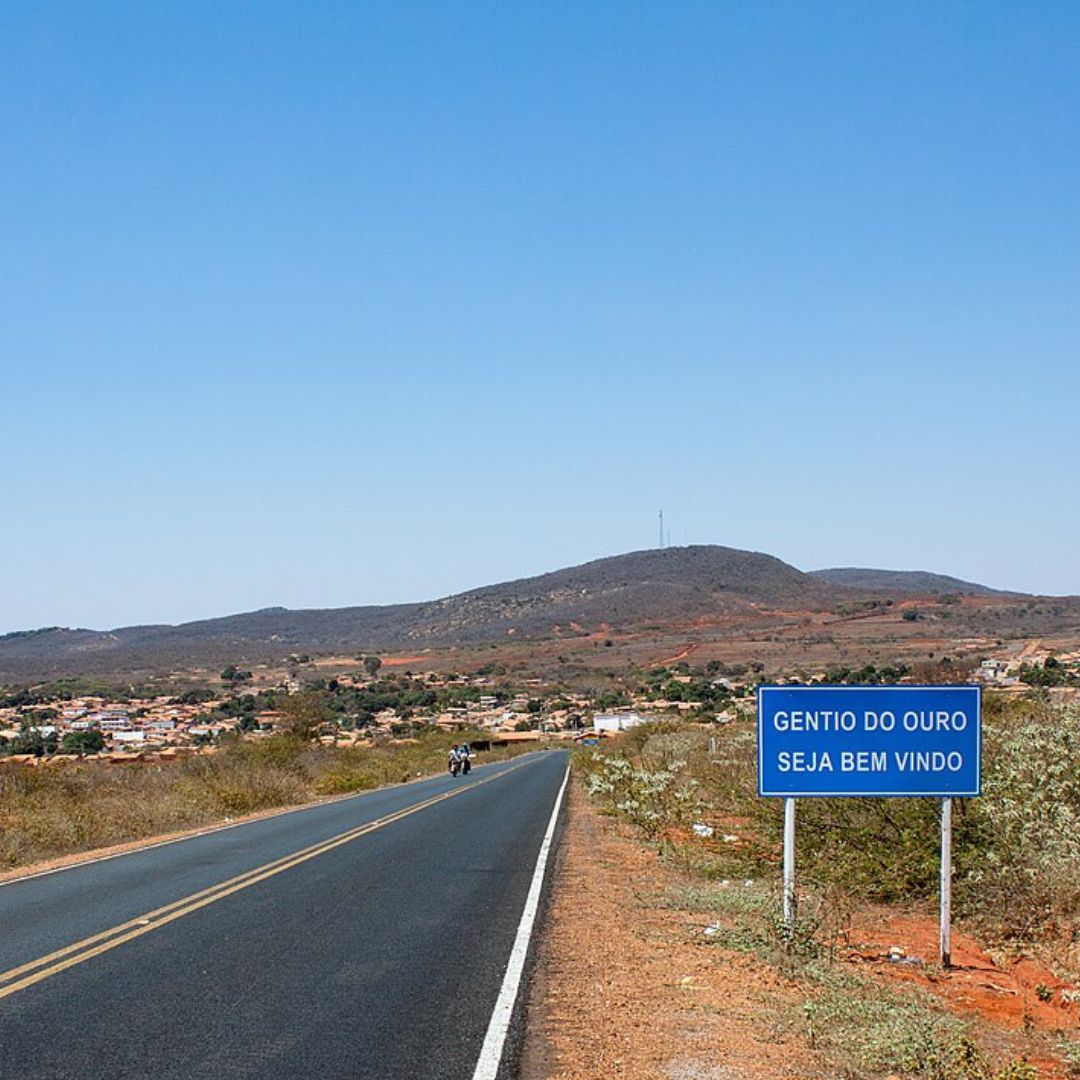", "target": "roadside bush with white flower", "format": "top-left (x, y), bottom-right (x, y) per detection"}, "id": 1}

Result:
top-left (964, 701), bottom-right (1080, 938)
top-left (580, 749), bottom-right (703, 838)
